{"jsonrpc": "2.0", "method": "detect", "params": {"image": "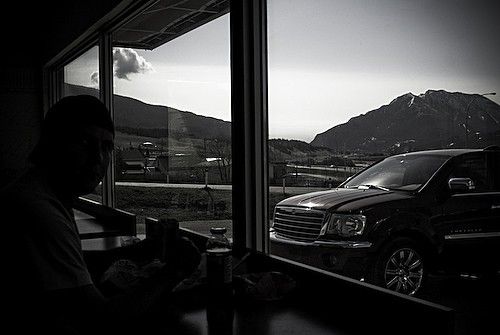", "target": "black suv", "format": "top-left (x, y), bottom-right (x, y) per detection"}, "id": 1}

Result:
top-left (270, 147), bottom-right (500, 295)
